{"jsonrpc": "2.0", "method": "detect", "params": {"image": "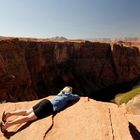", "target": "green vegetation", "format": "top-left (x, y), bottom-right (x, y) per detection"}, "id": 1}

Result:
top-left (112, 84), bottom-right (140, 105)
